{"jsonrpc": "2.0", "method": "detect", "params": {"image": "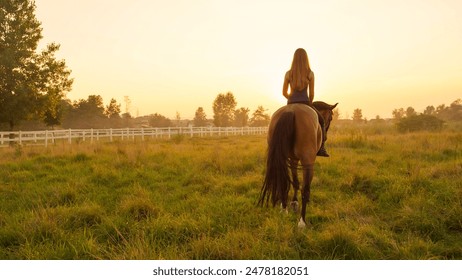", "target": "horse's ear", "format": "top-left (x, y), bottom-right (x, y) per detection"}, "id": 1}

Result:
top-left (331, 103), bottom-right (338, 110)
